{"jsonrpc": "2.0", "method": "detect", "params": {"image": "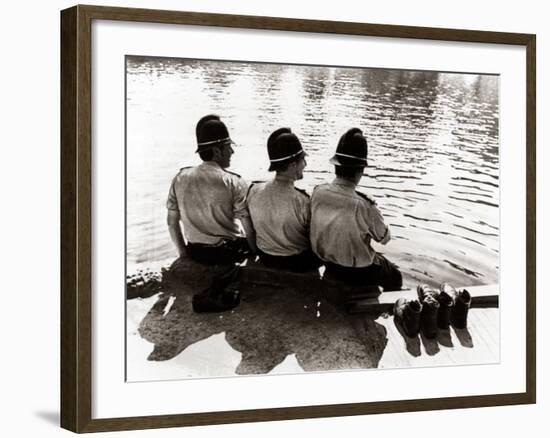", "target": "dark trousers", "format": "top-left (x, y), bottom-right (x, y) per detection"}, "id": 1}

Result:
top-left (187, 238), bottom-right (250, 266)
top-left (324, 253), bottom-right (402, 291)
top-left (257, 248), bottom-right (323, 273)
